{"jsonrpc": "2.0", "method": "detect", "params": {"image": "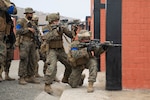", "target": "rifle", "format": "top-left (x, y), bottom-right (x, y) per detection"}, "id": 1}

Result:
top-left (78, 39), bottom-right (121, 52)
top-left (27, 21), bottom-right (41, 49)
top-left (51, 19), bottom-right (79, 30)
top-left (50, 19), bottom-right (69, 29)
top-left (68, 20), bottom-right (79, 30)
